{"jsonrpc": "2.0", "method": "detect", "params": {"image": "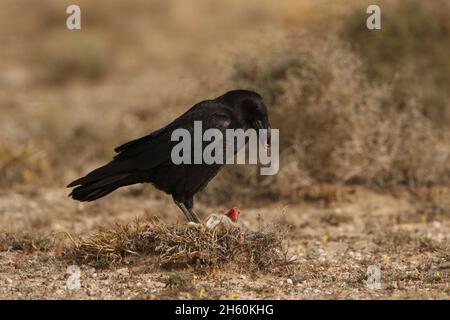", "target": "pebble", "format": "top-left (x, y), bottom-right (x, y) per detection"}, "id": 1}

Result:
top-left (116, 268), bottom-right (130, 276)
top-left (153, 281), bottom-right (165, 288)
